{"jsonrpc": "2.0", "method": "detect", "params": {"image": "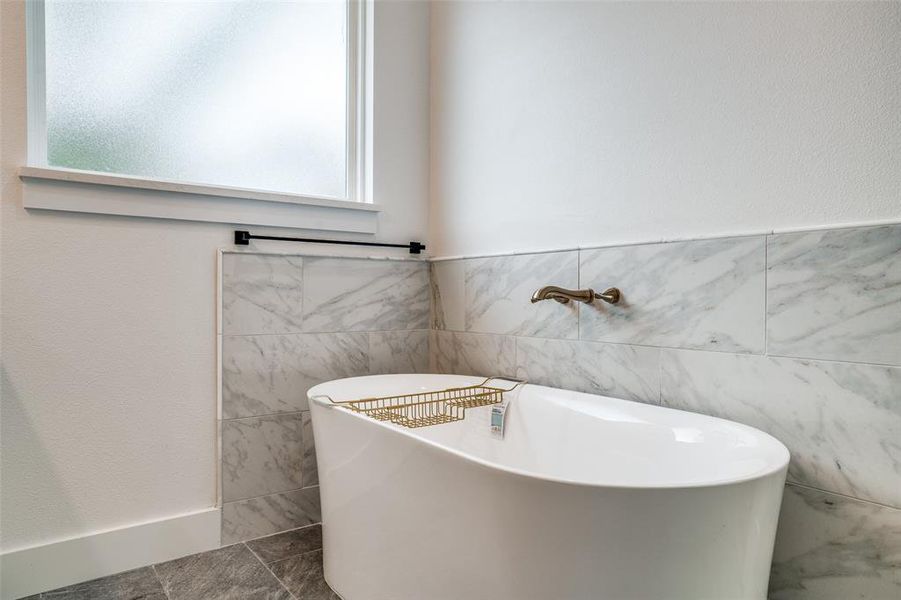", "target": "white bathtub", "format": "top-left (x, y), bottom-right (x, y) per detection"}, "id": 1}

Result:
top-left (308, 374), bottom-right (789, 600)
